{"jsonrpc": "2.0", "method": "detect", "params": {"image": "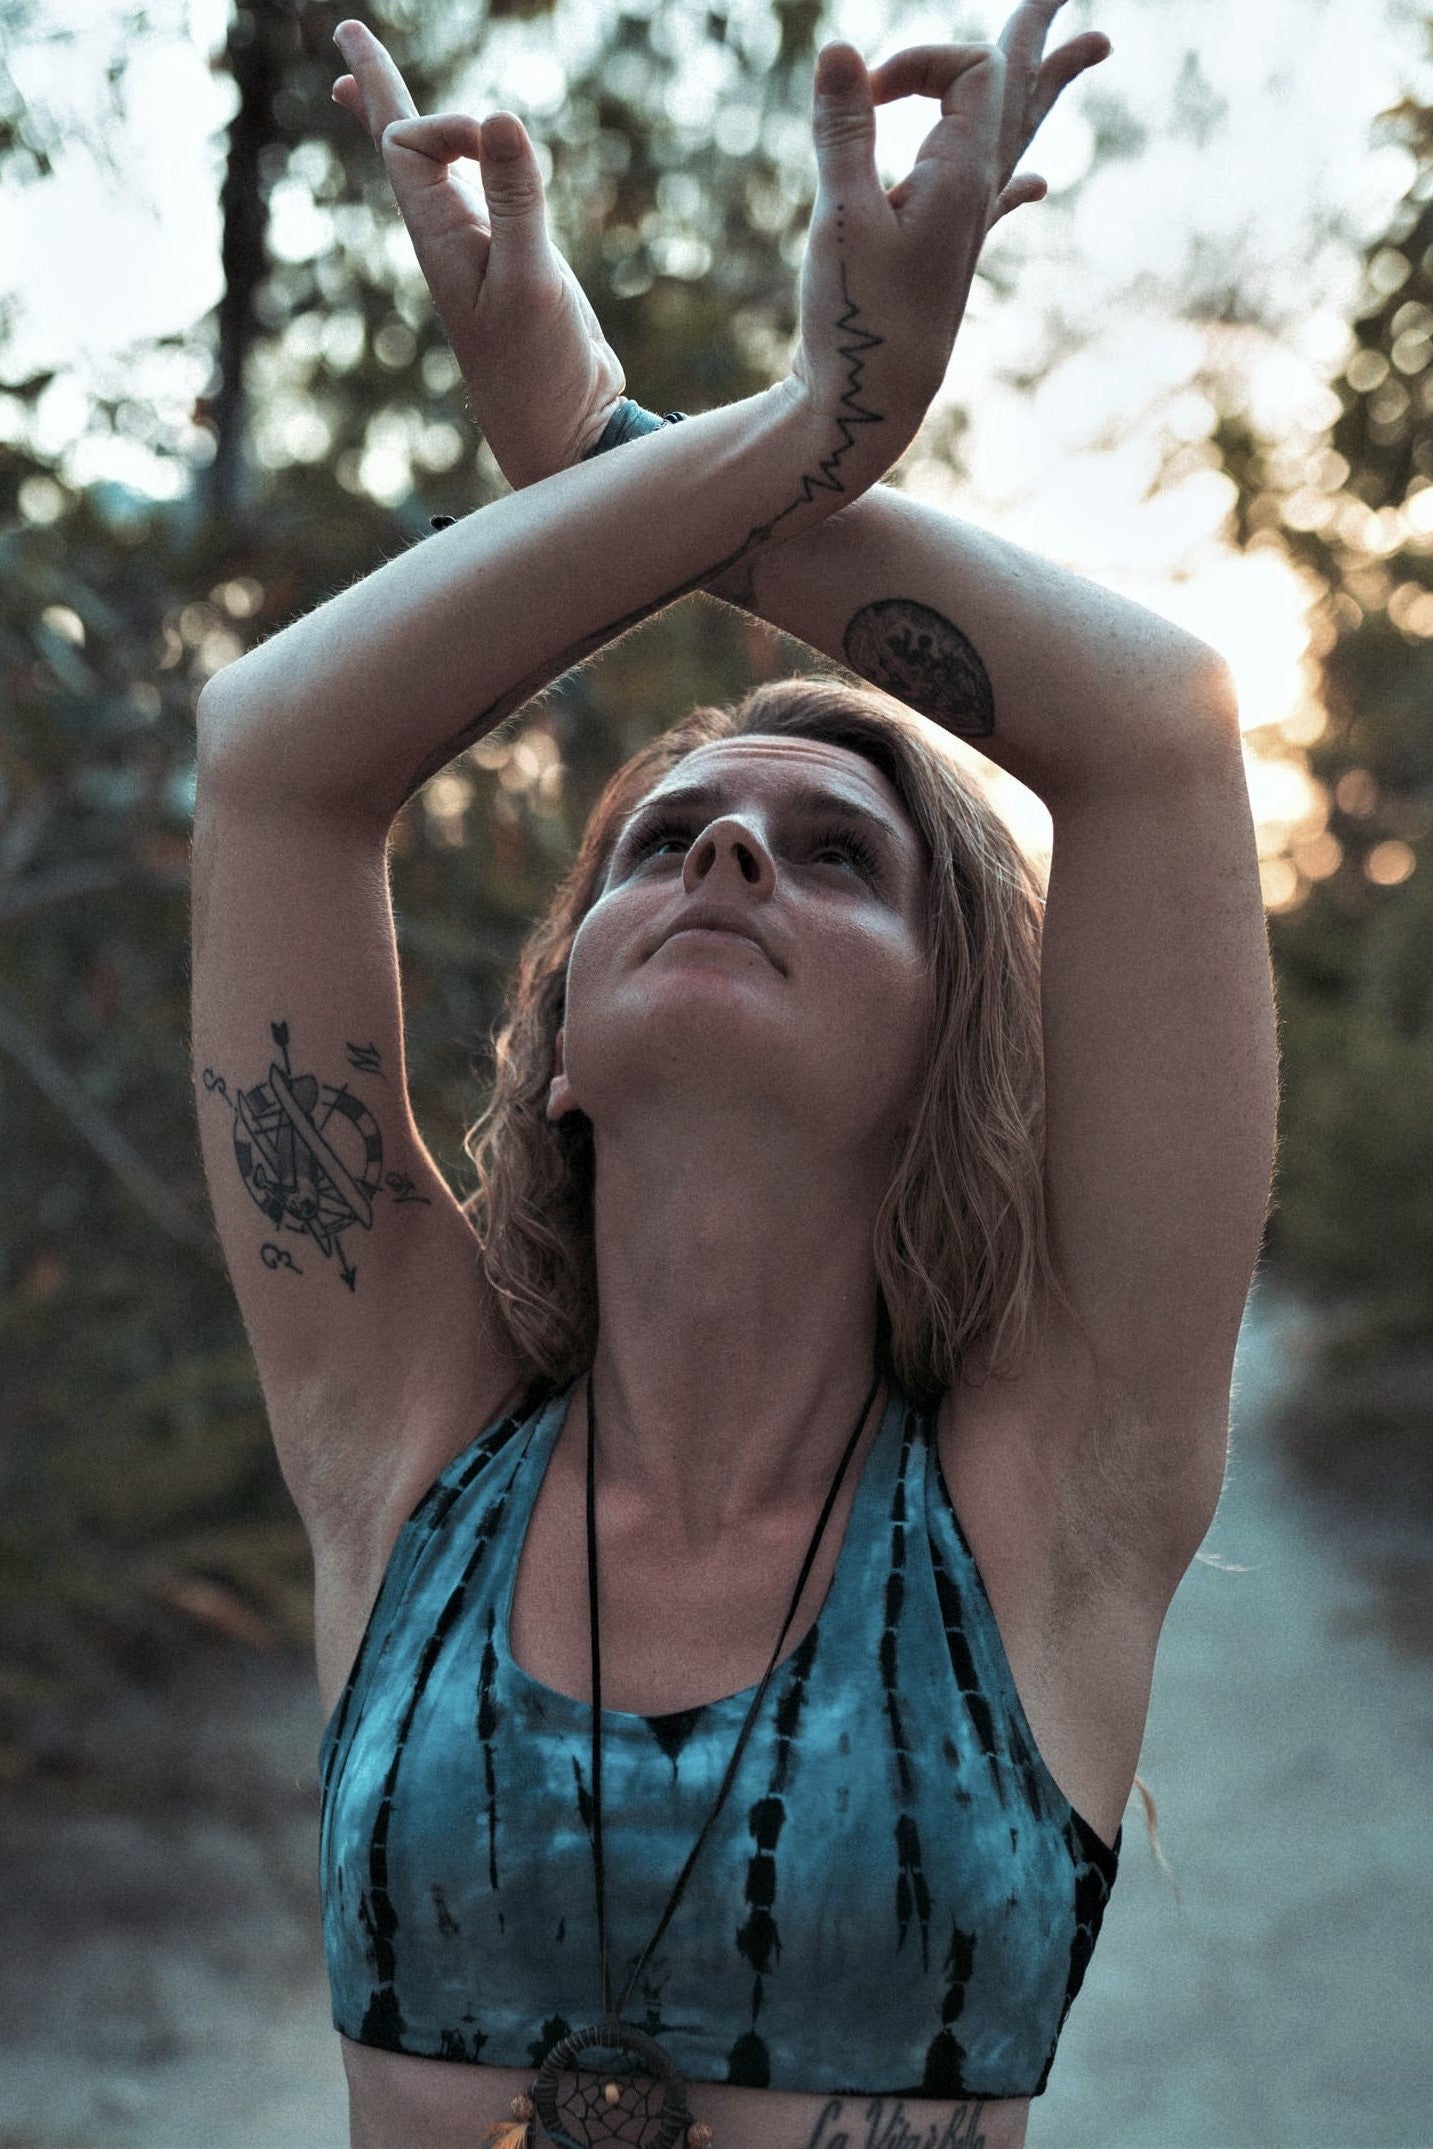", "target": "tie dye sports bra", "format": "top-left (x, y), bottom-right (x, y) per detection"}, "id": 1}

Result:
top-left (318, 1375), bottom-right (1122, 2101)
